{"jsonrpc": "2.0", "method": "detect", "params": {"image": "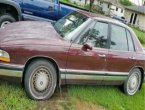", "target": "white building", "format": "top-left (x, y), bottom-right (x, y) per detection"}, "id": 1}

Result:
top-left (97, 0), bottom-right (125, 17)
top-left (125, 6), bottom-right (145, 31)
top-left (70, 0), bottom-right (98, 5)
